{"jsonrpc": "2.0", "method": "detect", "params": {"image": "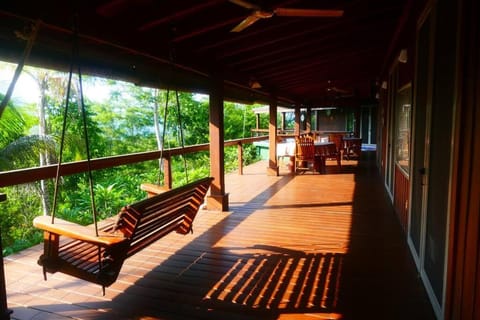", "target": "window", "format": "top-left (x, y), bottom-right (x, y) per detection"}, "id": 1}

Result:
top-left (395, 84), bottom-right (412, 173)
